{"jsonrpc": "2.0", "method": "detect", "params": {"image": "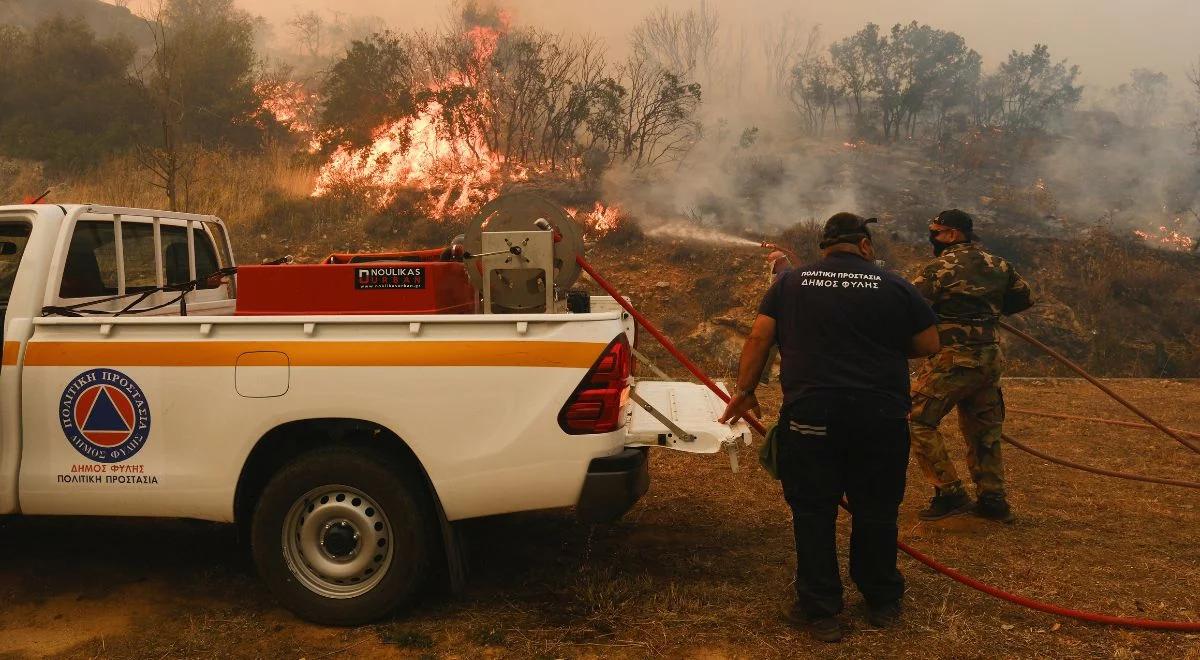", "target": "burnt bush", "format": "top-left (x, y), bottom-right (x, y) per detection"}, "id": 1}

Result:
top-left (597, 219), bottom-right (644, 248)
